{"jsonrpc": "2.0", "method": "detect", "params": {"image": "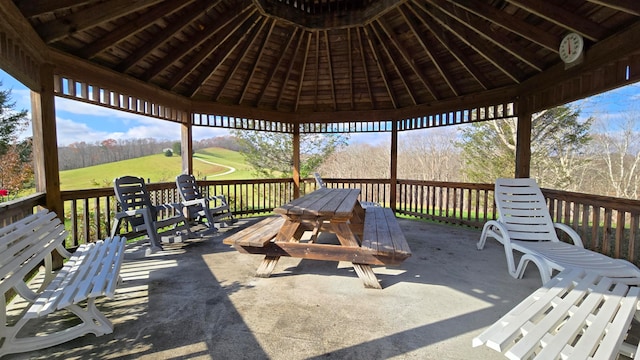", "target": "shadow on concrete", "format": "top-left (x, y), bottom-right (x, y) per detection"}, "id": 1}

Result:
top-left (8, 217), bottom-right (541, 359)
